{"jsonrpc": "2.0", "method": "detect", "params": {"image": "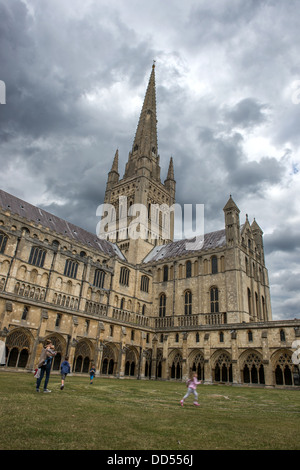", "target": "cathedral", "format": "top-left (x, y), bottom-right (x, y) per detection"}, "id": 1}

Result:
top-left (0, 64), bottom-right (299, 387)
